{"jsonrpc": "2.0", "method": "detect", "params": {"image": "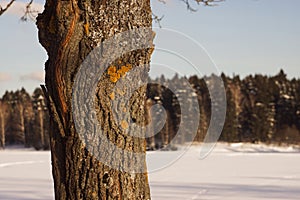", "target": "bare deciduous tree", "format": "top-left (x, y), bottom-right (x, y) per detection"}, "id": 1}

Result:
top-left (0, 0), bottom-right (15, 16)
